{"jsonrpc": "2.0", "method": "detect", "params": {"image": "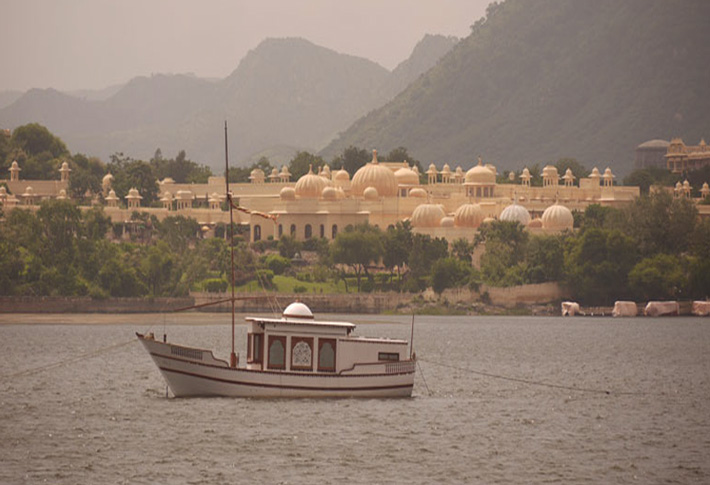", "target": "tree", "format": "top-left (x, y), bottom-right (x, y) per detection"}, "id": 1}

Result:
top-left (140, 241), bottom-right (176, 296)
top-left (407, 233), bottom-right (448, 291)
top-left (625, 191), bottom-right (698, 257)
top-left (332, 146), bottom-right (369, 175)
top-left (288, 151), bottom-right (325, 180)
top-left (382, 221), bottom-right (413, 287)
top-left (277, 235), bottom-right (302, 259)
top-left (628, 254), bottom-right (687, 301)
top-left (385, 147), bottom-right (423, 172)
top-left (150, 149), bottom-right (213, 183)
top-left (430, 257), bottom-right (475, 294)
top-left (68, 153), bottom-right (105, 201)
top-left (108, 153), bottom-right (159, 205)
top-left (451, 238), bottom-right (474, 262)
top-left (10, 123), bottom-right (68, 159)
top-left (156, 215), bottom-right (200, 252)
top-left (330, 224), bottom-right (384, 292)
